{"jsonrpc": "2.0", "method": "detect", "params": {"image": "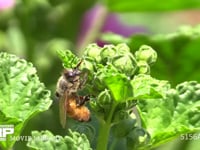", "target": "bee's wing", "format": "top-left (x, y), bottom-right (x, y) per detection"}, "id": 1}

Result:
top-left (59, 92), bottom-right (68, 128)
